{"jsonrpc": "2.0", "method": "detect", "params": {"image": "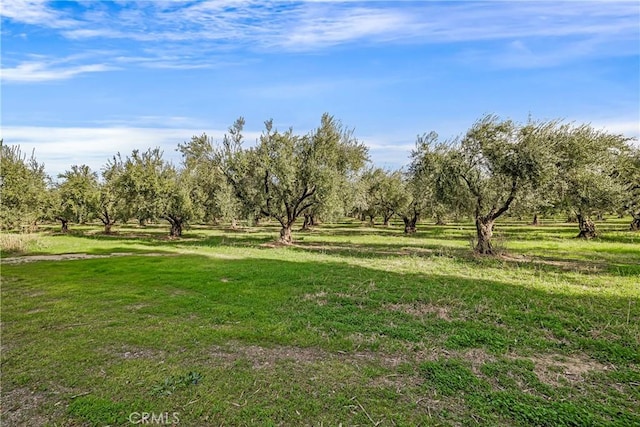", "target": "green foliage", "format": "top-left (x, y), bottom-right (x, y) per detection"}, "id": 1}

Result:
top-left (54, 164), bottom-right (100, 228)
top-left (108, 148), bottom-right (197, 235)
top-left (178, 133), bottom-right (240, 225)
top-left (108, 148), bottom-right (169, 224)
top-left (0, 142), bottom-right (49, 230)
top-left (617, 146), bottom-right (640, 227)
top-left (151, 371), bottom-right (203, 397)
top-left (225, 114), bottom-right (368, 241)
top-left (550, 123), bottom-right (630, 219)
top-left (357, 167), bottom-right (406, 224)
